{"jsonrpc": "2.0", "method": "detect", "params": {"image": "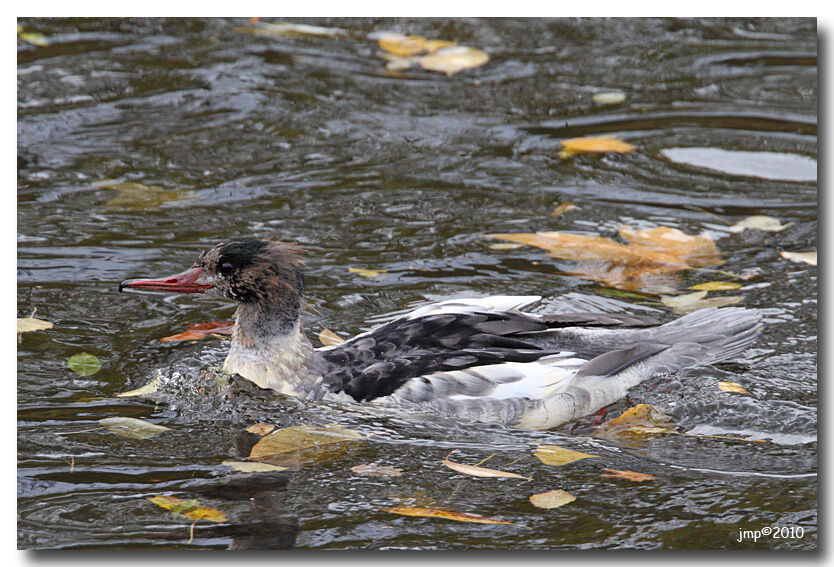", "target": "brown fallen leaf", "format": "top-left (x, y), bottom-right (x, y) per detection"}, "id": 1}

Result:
top-left (319, 327), bottom-right (345, 346)
top-left (601, 468), bottom-right (656, 482)
top-left (382, 506), bottom-right (514, 525)
top-left (559, 136), bottom-right (635, 158)
top-left (529, 489), bottom-right (576, 509)
top-left (533, 445), bottom-right (597, 467)
top-left (442, 450), bottom-right (531, 480)
top-left (718, 381), bottom-right (750, 395)
top-left (618, 226), bottom-right (722, 267)
top-left (550, 202), bottom-right (576, 217)
top-left (351, 462), bottom-right (403, 478)
top-left (248, 424), bottom-right (364, 465)
top-left (160, 321), bottom-right (235, 342)
top-left (661, 291), bottom-right (744, 315)
top-left (592, 404), bottom-right (677, 441)
top-left (246, 423), bottom-right (276, 436)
